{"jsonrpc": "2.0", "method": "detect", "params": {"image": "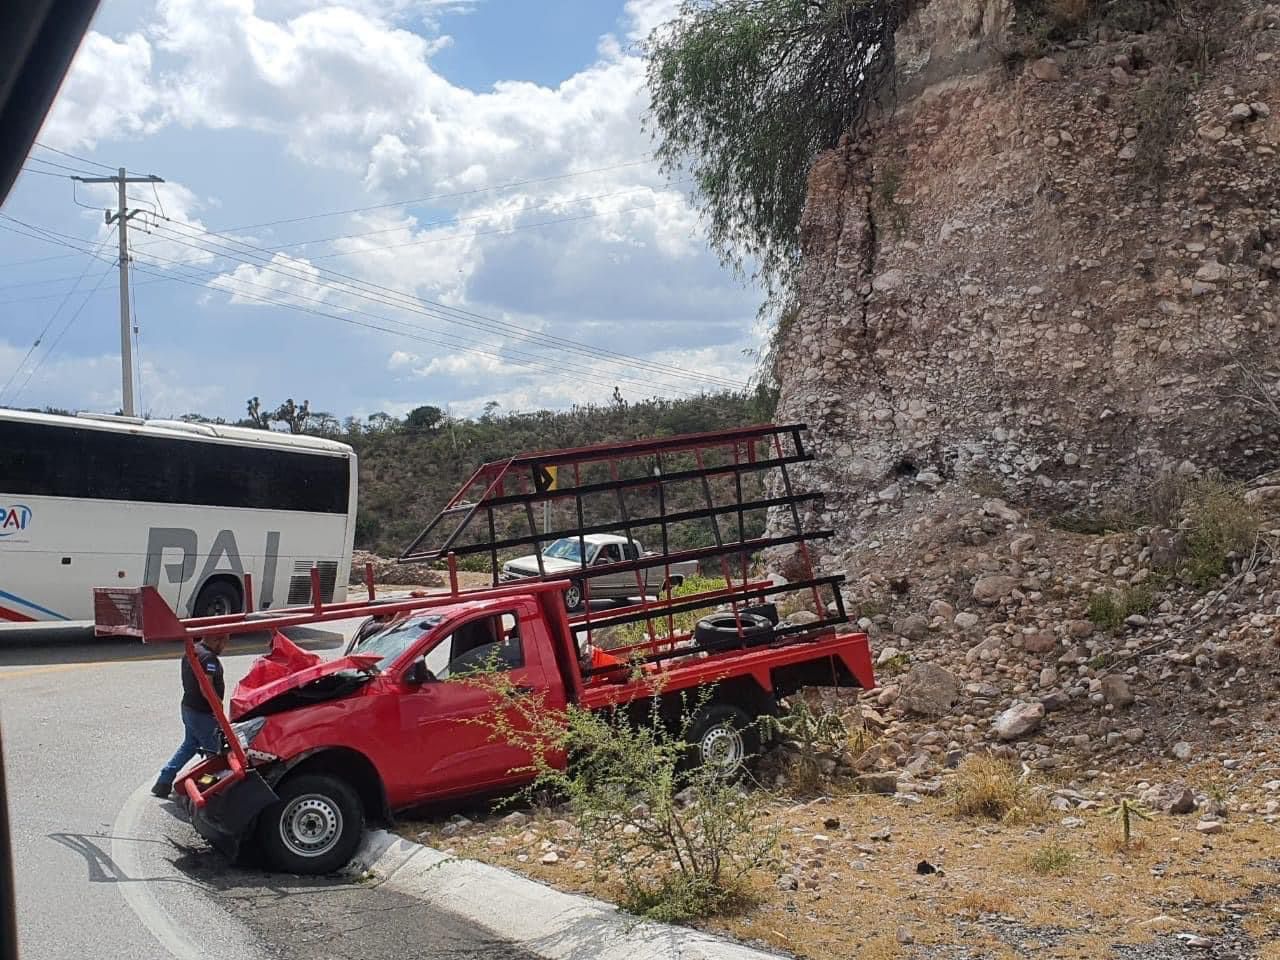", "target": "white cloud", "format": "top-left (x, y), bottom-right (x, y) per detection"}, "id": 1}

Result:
top-left (39, 32), bottom-right (161, 150)
top-left (387, 349), bottom-right (420, 369)
top-left (0, 337), bottom-right (225, 417)
top-left (207, 251), bottom-right (329, 306)
top-left (623, 0), bottom-right (682, 43)
top-left (31, 0), bottom-right (761, 419)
